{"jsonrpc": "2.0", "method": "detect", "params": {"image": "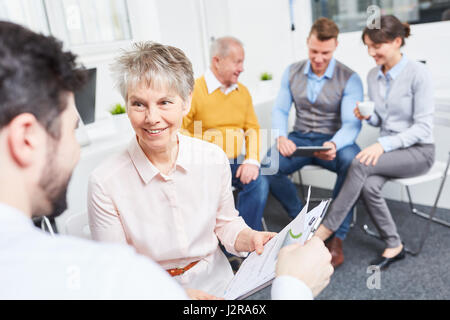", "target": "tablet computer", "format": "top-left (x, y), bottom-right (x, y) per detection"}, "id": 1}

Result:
top-left (292, 146), bottom-right (331, 157)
